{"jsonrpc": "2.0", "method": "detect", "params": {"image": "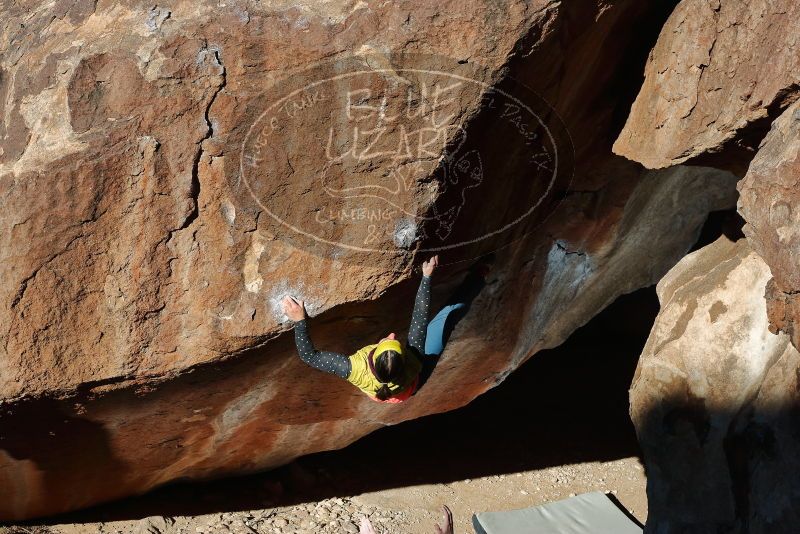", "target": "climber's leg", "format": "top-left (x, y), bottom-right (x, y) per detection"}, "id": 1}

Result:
top-left (416, 257), bottom-right (492, 391)
top-left (424, 268), bottom-right (486, 357)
